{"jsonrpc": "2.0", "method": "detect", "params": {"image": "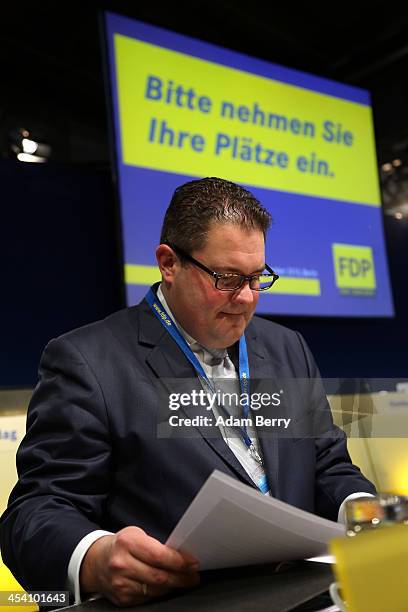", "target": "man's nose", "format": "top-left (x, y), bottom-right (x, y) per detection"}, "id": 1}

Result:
top-left (233, 280), bottom-right (256, 303)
